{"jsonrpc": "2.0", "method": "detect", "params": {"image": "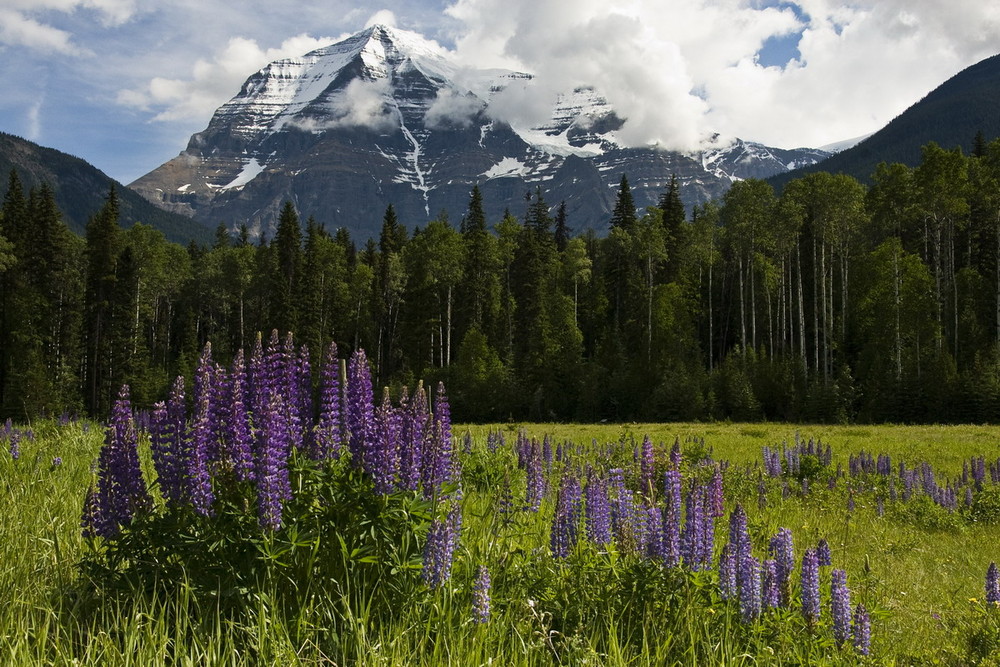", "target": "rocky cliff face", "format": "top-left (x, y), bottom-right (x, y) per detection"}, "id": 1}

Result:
top-left (130, 25), bottom-right (828, 238)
